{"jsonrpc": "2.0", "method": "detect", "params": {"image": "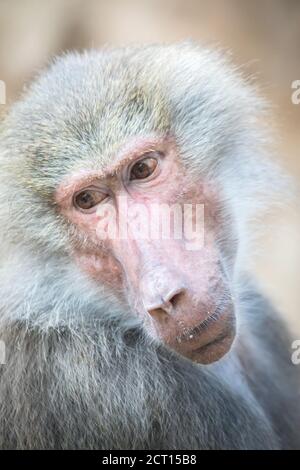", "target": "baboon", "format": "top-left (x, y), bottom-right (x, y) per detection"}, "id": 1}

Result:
top-left (0, 43), bottom-right (299, 449)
